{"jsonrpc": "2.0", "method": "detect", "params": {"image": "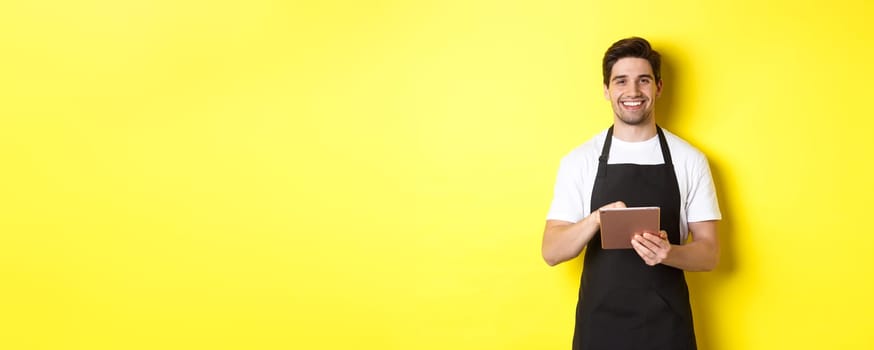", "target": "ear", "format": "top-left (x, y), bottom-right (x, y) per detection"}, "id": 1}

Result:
top-left (603, 84), bottom-right (609, 100)
top-left (656, 80), bottom-right (663, 98)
